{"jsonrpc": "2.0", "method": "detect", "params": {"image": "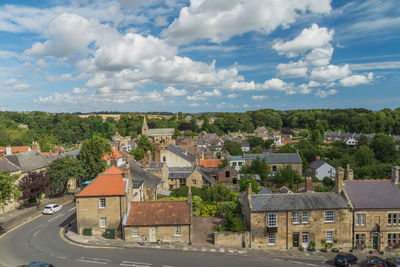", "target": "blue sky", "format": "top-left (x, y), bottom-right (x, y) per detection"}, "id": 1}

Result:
top-left (0, 0), bottom-right (399, 113)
